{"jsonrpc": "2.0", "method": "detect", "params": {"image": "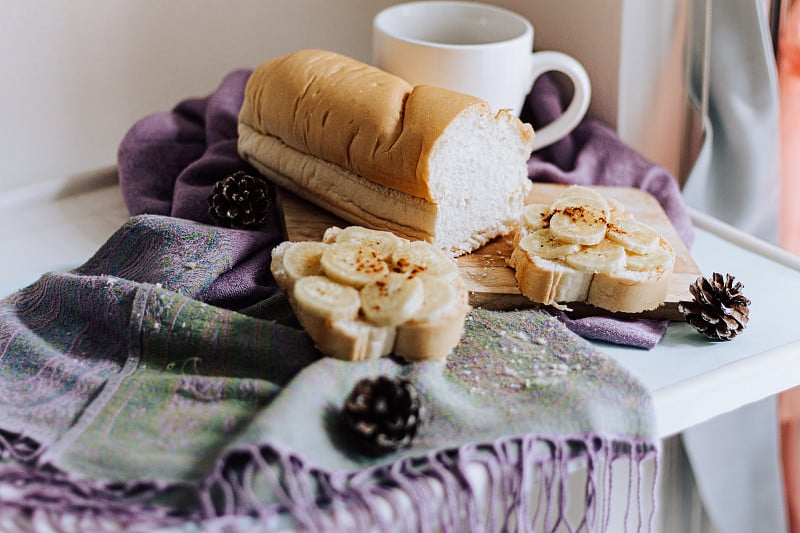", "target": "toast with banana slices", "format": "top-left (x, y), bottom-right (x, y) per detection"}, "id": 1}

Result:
top-left (508, 186), bottom-right (675, 313)
top-left (271, 226), bottom-right (470, 362)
